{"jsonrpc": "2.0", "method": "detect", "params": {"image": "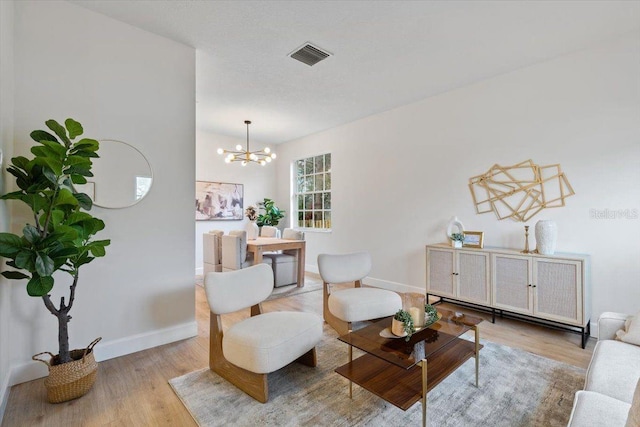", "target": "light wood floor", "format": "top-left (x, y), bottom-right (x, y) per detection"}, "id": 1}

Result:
top-left (2, 273), bottom-right (595, 427)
